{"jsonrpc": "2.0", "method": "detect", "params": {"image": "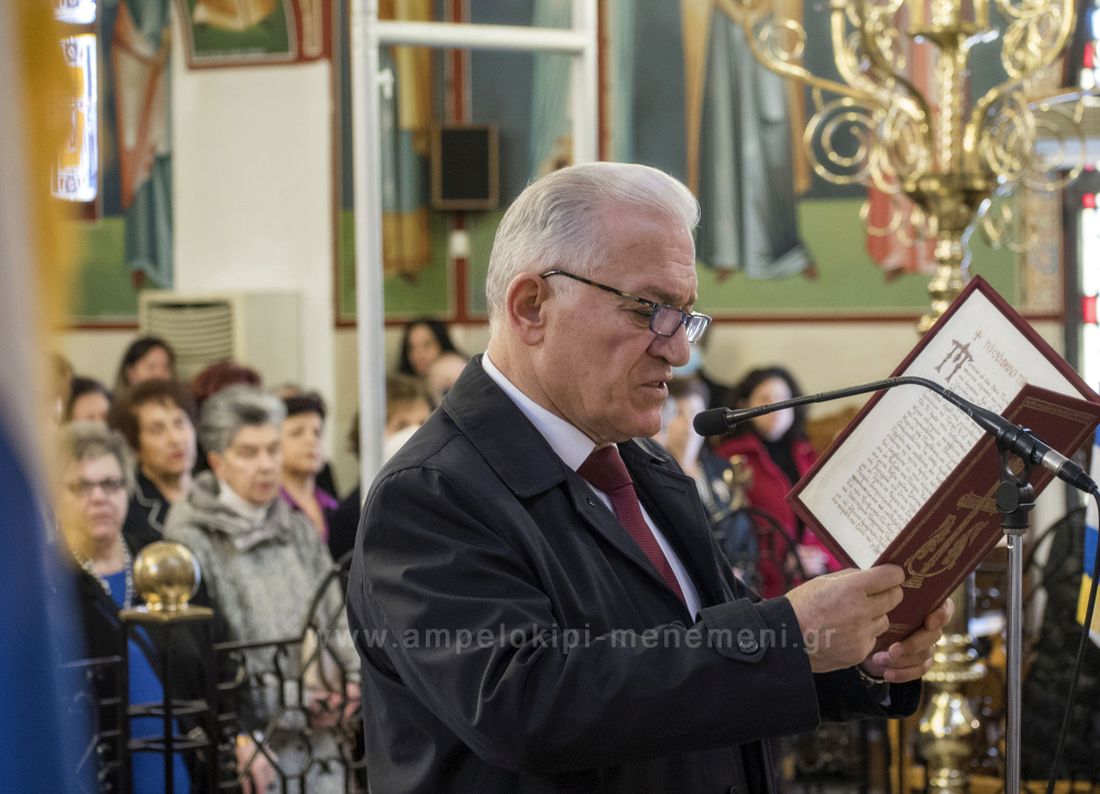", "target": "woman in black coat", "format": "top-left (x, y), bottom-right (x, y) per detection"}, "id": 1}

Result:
top-left (58, 422), bottom-right (229, 792)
